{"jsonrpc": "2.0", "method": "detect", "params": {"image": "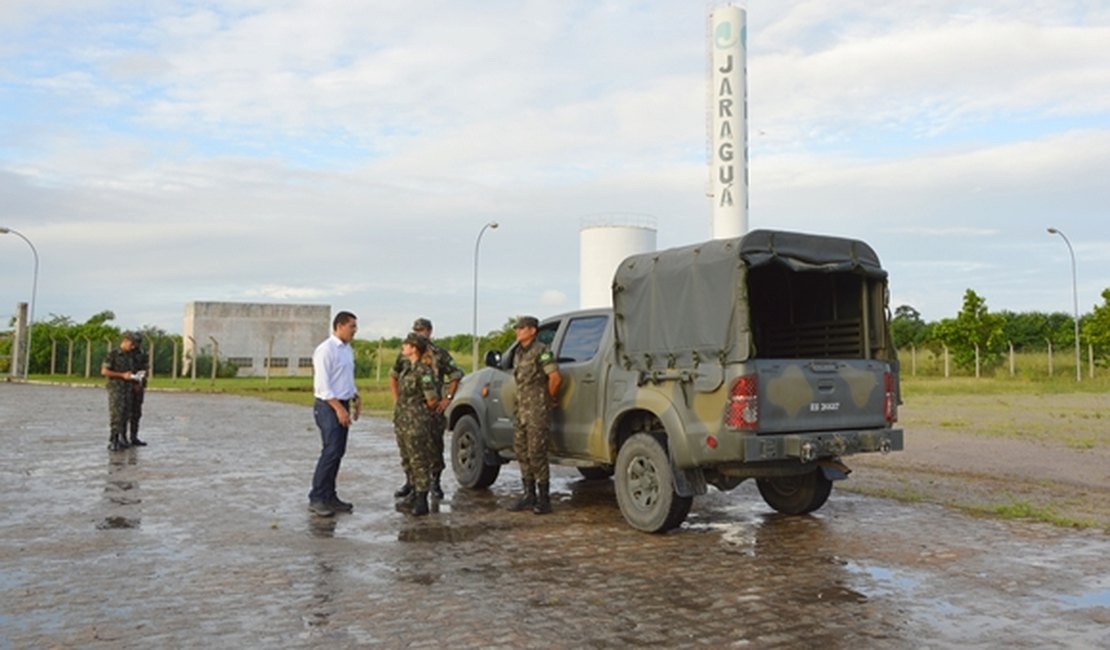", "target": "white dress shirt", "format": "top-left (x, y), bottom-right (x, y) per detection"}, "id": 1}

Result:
top-left (313, 334), bottom-right (357, 400)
